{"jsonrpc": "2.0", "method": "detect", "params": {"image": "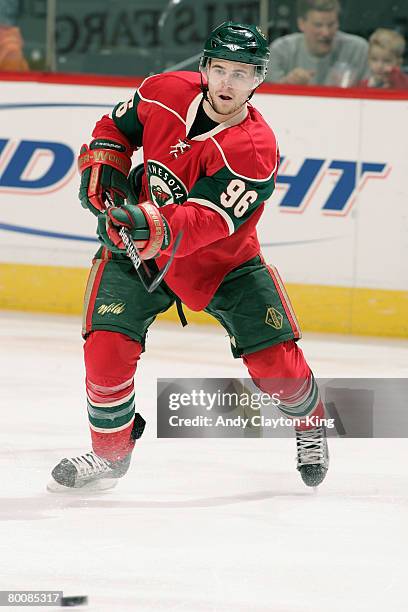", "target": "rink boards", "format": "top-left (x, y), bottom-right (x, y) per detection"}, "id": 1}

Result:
top-left (0, 75), bottom-right (407, 337)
